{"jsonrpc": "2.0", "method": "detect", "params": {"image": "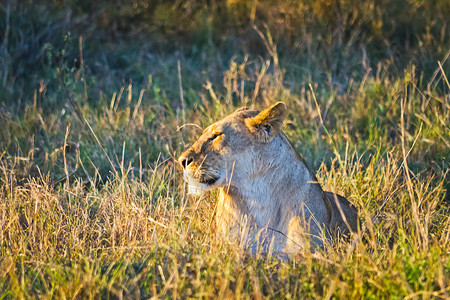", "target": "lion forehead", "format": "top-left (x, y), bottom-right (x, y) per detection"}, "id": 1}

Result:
top-left (183, 107), bottom-right (265, 160)
top-left (228, 108), bottom-right (260, 120)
